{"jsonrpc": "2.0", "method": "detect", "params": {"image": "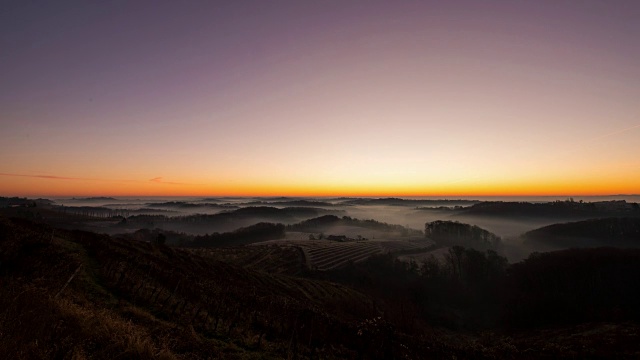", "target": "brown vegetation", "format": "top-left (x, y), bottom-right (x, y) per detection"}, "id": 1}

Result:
top-left (2, 215), bottom-right (640, 359)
